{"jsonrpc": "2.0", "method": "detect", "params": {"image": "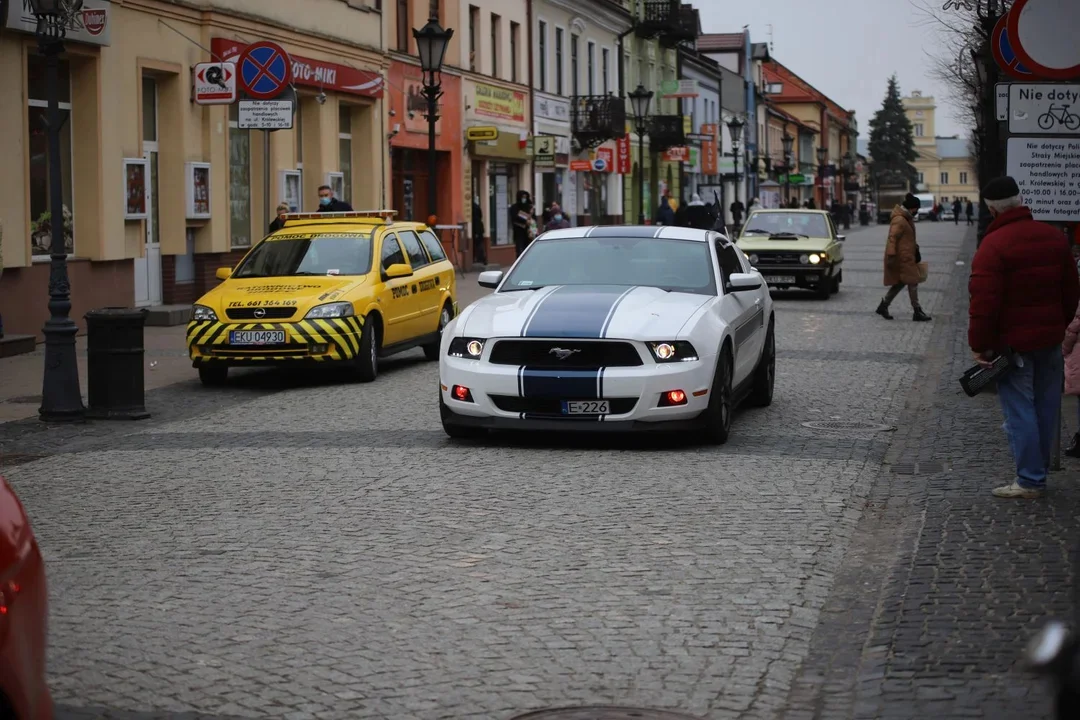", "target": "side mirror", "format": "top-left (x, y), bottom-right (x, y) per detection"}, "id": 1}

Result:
top-left (478, 270), bottom-right (504, 289)
top-left (384, 263), bottom-right (413, 279)
top-left (216, 267), bottom-right (232, 281)
top-left (726, 272), bottom-right (762, 292)
top-left (836, 234), bottom-right (846, 242)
